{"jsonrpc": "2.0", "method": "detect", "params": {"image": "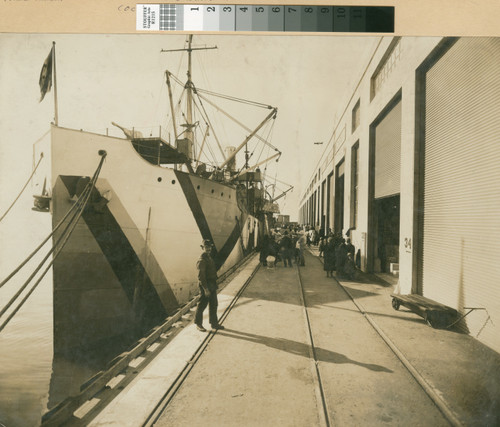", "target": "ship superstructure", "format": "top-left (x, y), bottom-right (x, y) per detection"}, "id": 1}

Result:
top-left (43, 36), bottom-right (285, 354)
